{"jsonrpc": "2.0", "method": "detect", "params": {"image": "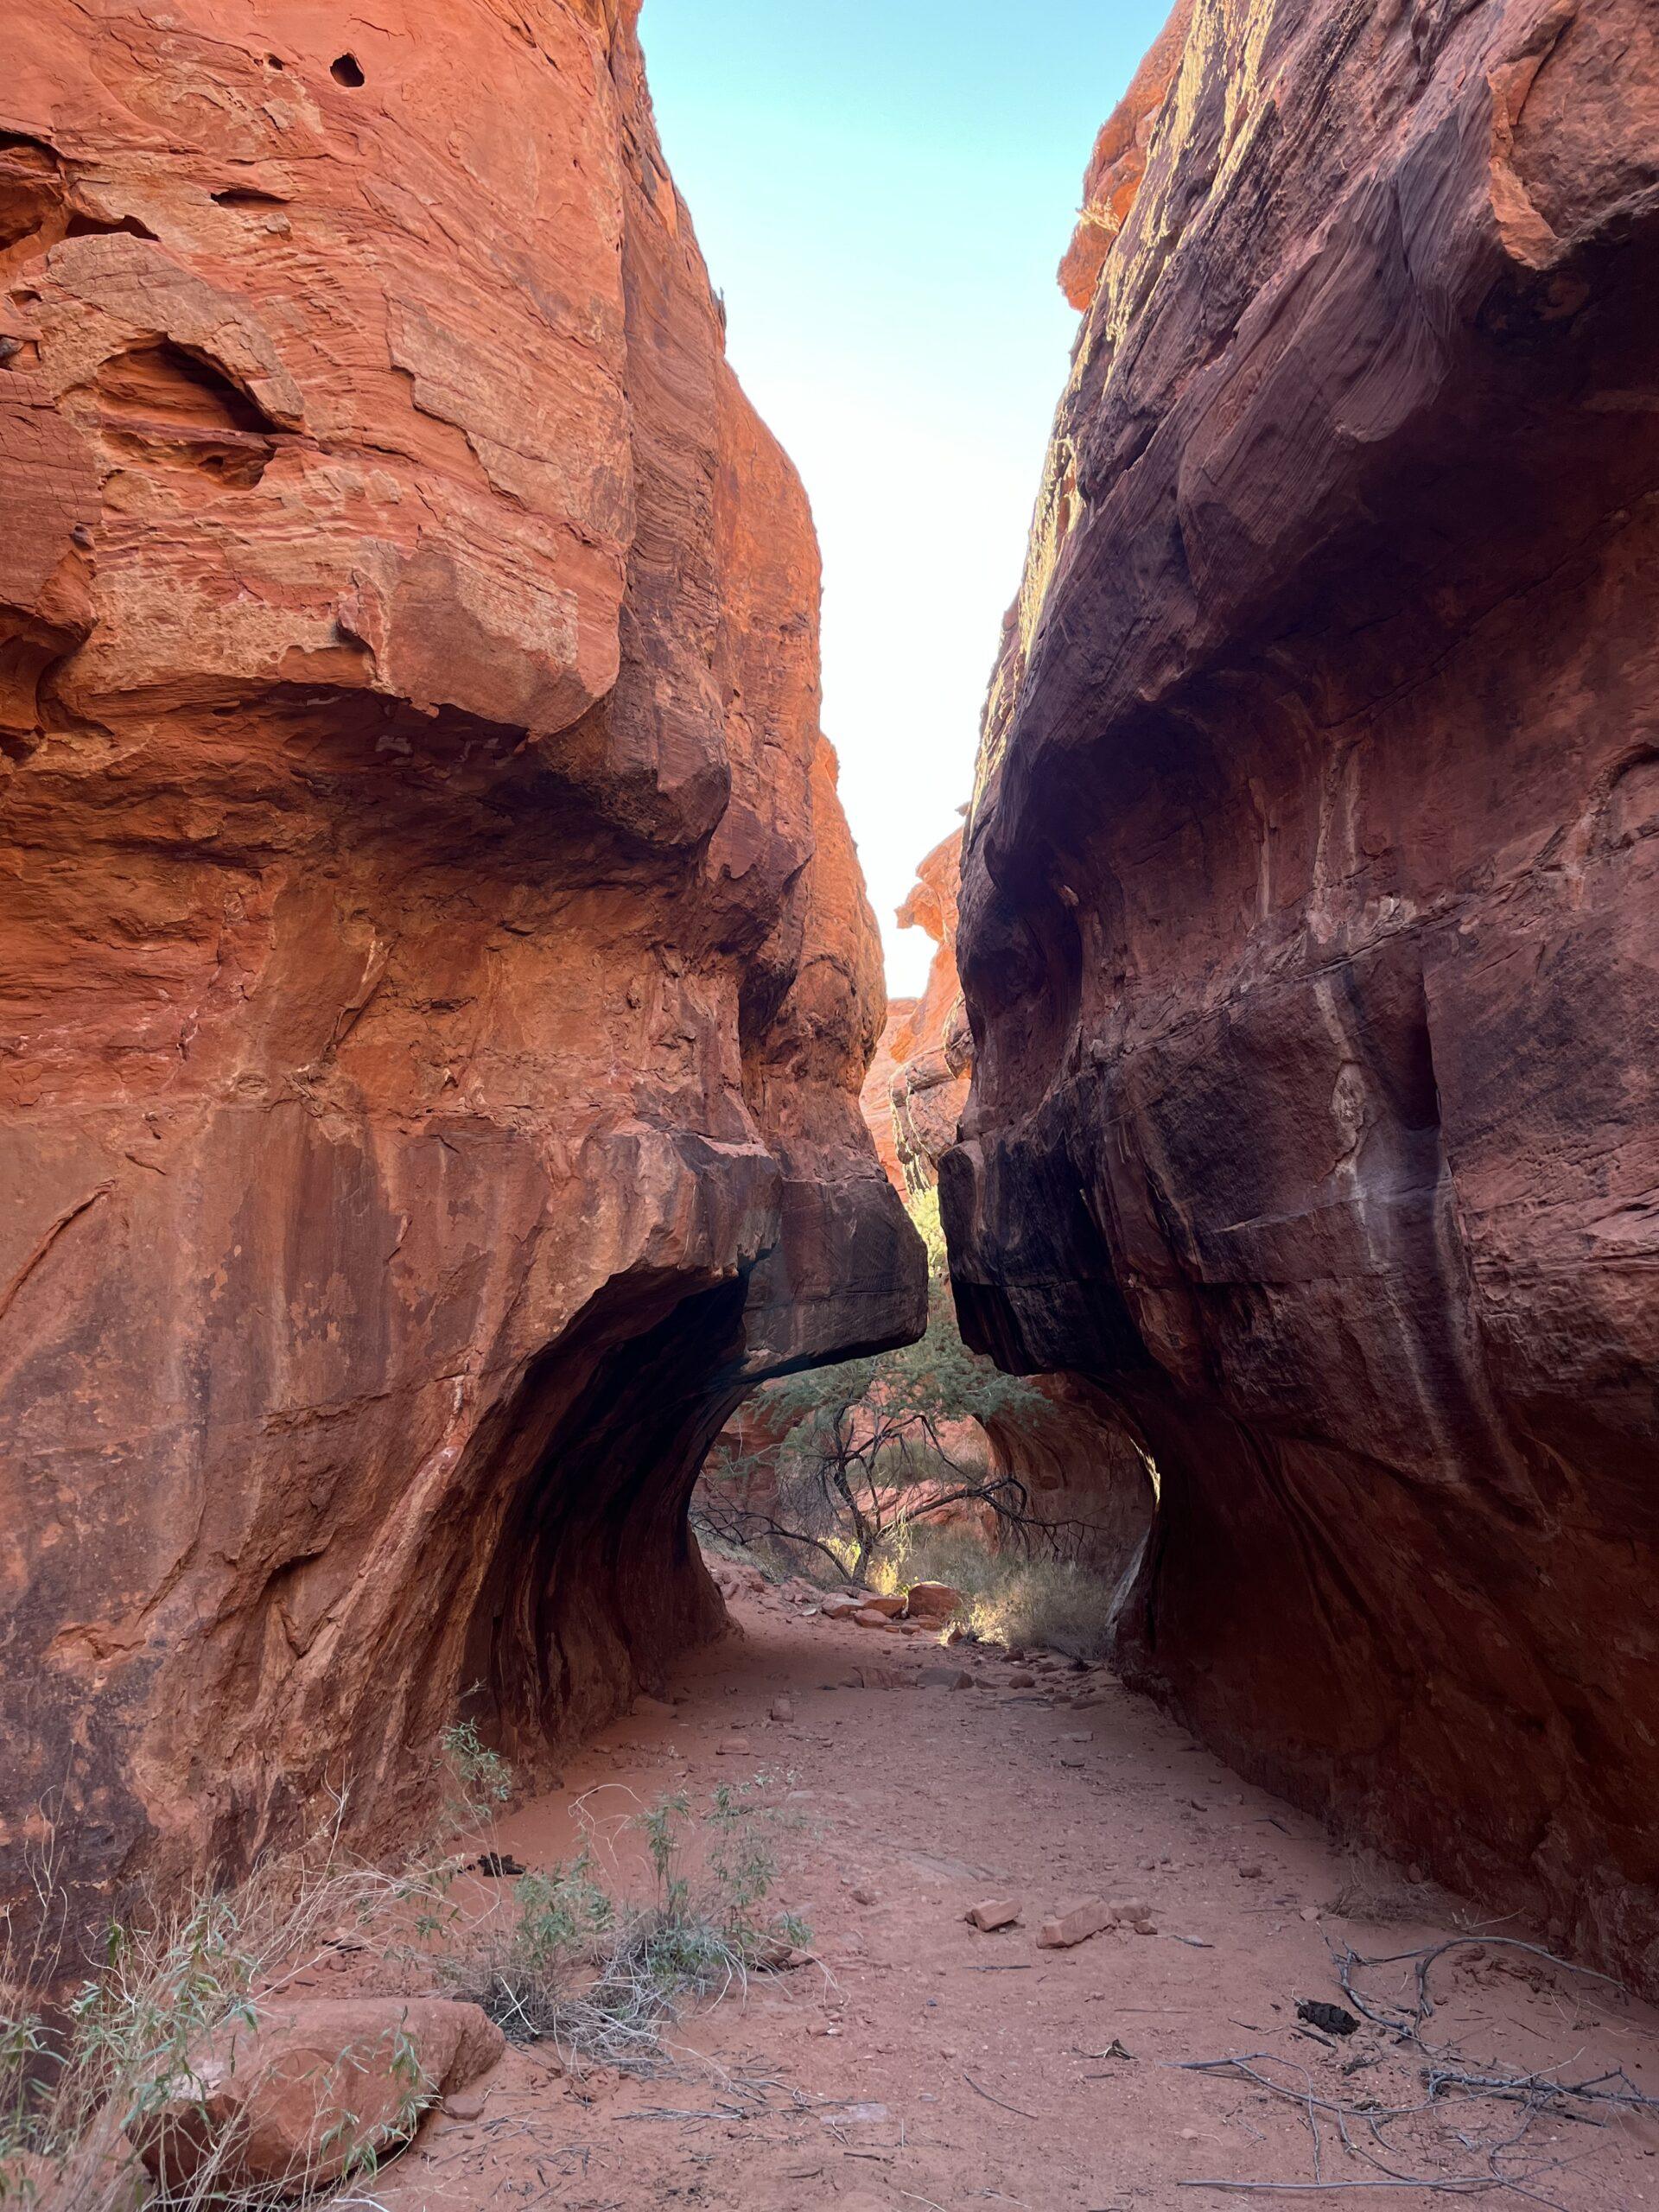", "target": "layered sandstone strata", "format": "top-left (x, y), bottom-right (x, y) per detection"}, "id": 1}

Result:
top-left (0, 0), bottom-right (923, 1923)
top-left (947, 0), bottom-right (1659, 1982)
